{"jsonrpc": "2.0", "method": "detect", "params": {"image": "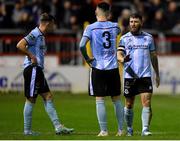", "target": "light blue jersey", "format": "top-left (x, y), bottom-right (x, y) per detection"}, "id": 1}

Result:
top-left (119, 31), bottom-right (156, 78)
top-left (24, 27), bottom-right (46, 69)
top-left (83, 21), bottom-right (120, 70)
